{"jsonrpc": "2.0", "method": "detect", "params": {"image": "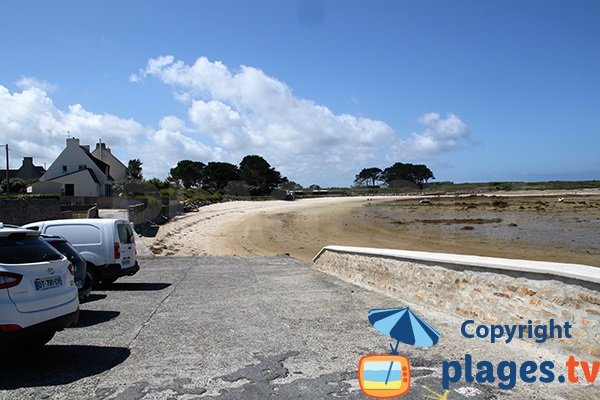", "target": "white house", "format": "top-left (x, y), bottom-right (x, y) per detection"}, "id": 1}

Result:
top-left (34, 137), bottom-right (122, 197)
